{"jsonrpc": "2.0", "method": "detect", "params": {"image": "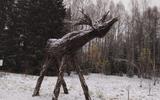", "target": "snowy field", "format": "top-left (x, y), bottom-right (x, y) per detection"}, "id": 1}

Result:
top-left (0, 72), bottom-right (160, 100)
